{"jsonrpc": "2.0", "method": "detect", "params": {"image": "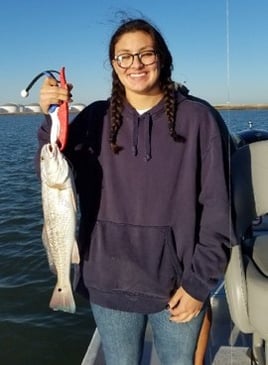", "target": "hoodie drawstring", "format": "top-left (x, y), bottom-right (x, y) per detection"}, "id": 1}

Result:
top-left (132, 113), bottom-right (152, 161)
top-left (144, 114), bottom-right (152, 161)
top-left (132, 115), bottom-right (139, 156)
